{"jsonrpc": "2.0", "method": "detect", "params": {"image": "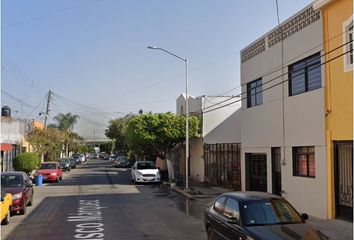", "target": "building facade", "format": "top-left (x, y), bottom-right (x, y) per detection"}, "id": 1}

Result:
top-left (314, 0), bottom-right (353, 221)
top-left (176, 94), bottom-right (242, 189)
top-left (240, 4), bottom-right (328, 218)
